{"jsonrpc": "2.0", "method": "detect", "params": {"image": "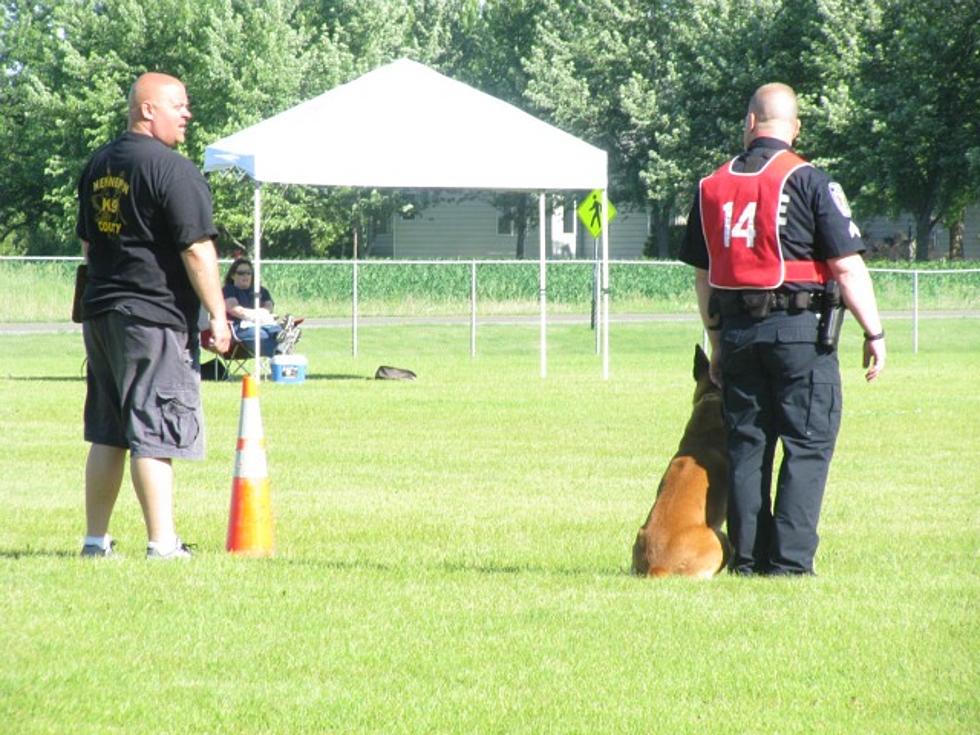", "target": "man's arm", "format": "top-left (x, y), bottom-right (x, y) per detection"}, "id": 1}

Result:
top-left (694, 268), bottom-right (722, 386)
top-left (181, 238), bottom-right (231, 353)
top-left (828, 253), bottom-right (885, 382)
